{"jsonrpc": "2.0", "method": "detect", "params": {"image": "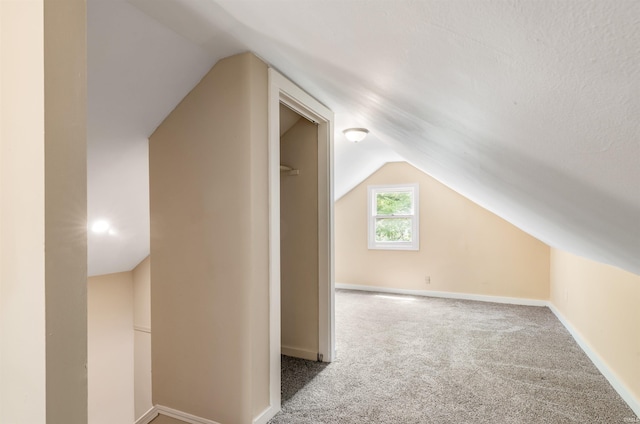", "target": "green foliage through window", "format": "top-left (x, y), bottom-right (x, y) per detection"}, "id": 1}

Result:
top-left (375, 218), bottom-right (412, 242)
top-left (368, 184), bottom-right (419, 250)
top-left (375, 191), bottom-right (413, 215)
top-left (374, 189), bottom-right (414, 242)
